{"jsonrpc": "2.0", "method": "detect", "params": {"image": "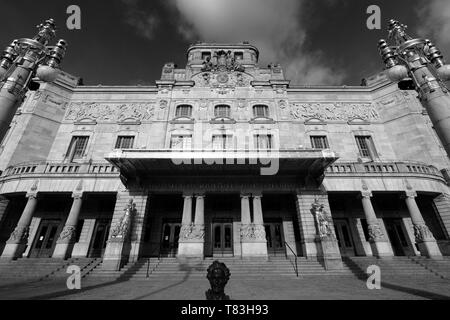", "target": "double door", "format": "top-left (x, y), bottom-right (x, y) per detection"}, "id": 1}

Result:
top-left (212, 222), bottom-right (233, 256)
top-left (88, 219), bottom-right (110, 258)
top-left (384, 219), bottom-right (409, 256)
top-left (334, 219), bottom-right (356, 257)
top-left (30, 219), bottom-right (61, 258)
top-left (265, 222), bottom-right (285, 256)
top-left (160, 222), bottom-right (181, 257)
